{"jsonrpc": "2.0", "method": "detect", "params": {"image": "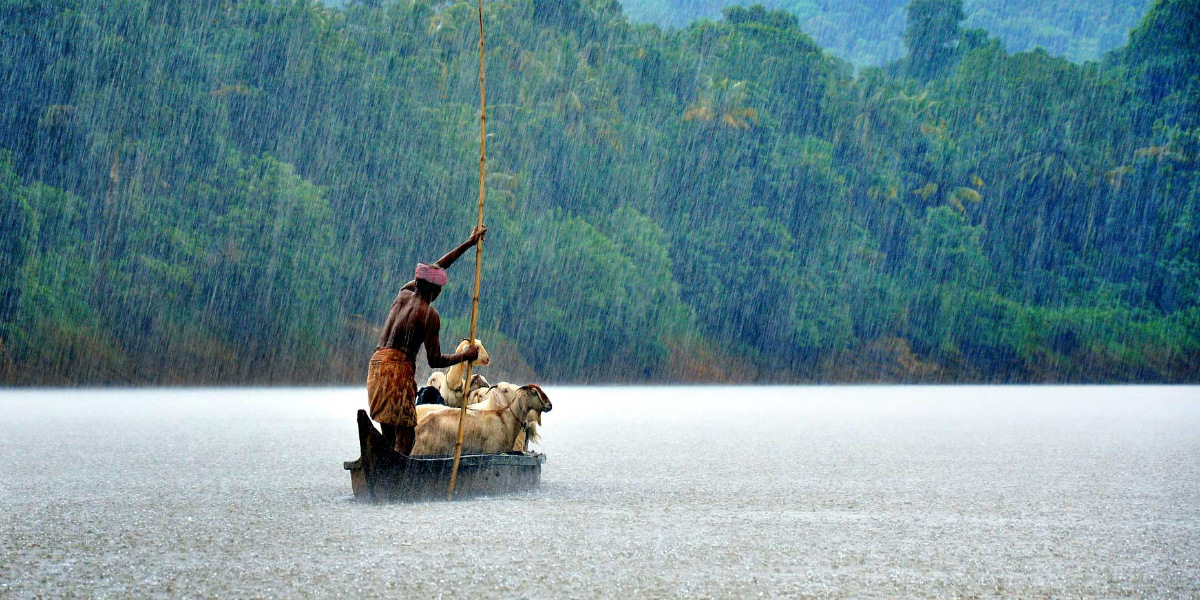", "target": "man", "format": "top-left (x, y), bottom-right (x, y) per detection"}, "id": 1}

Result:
top-left (368, 226), bottom-right (485, 454)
